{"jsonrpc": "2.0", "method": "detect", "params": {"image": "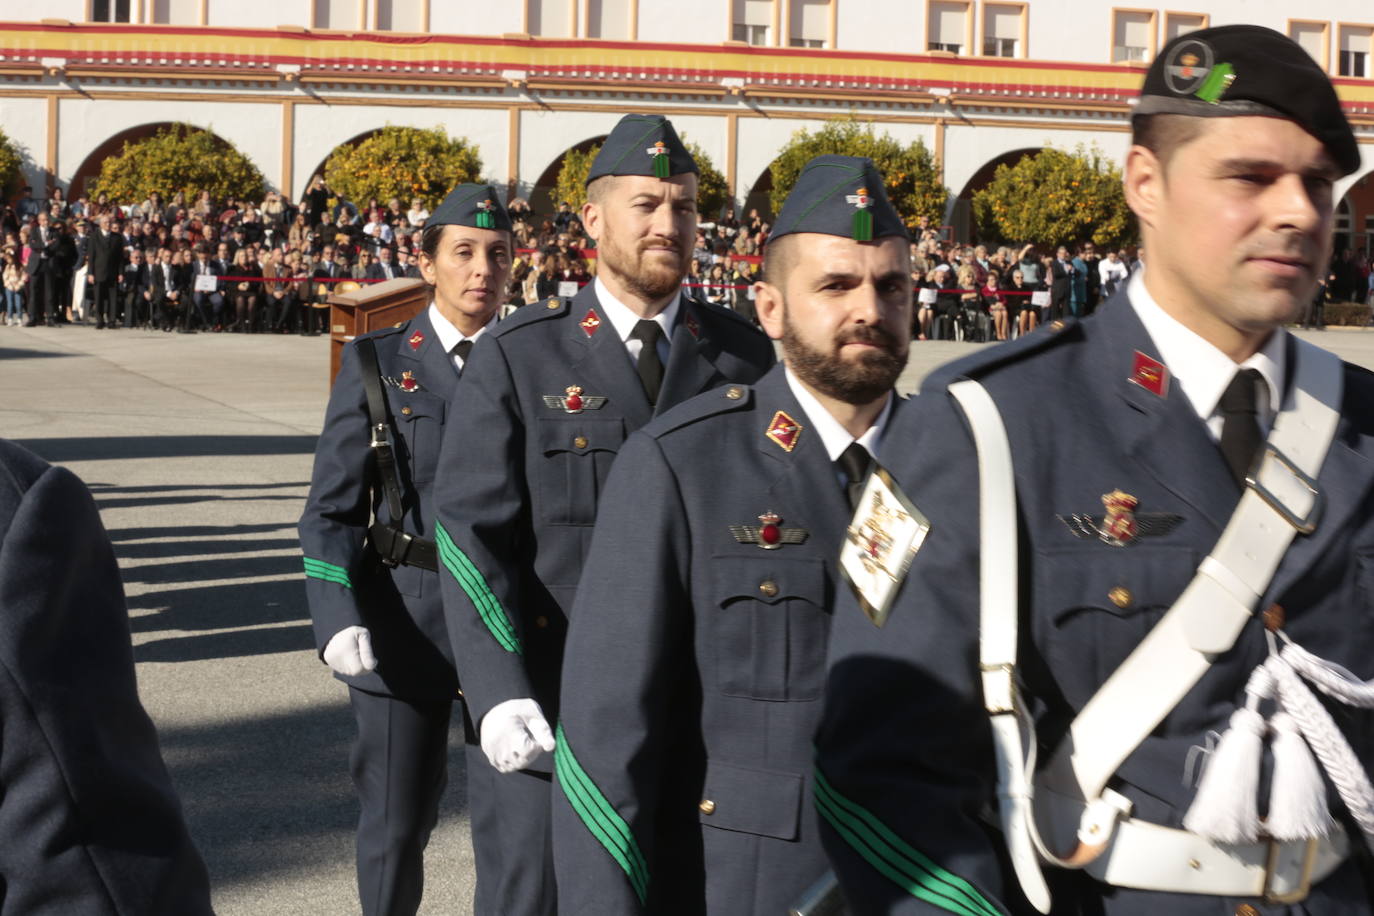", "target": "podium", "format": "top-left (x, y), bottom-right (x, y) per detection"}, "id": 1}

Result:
top-left (326, 278), bottom-right (429, 385)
